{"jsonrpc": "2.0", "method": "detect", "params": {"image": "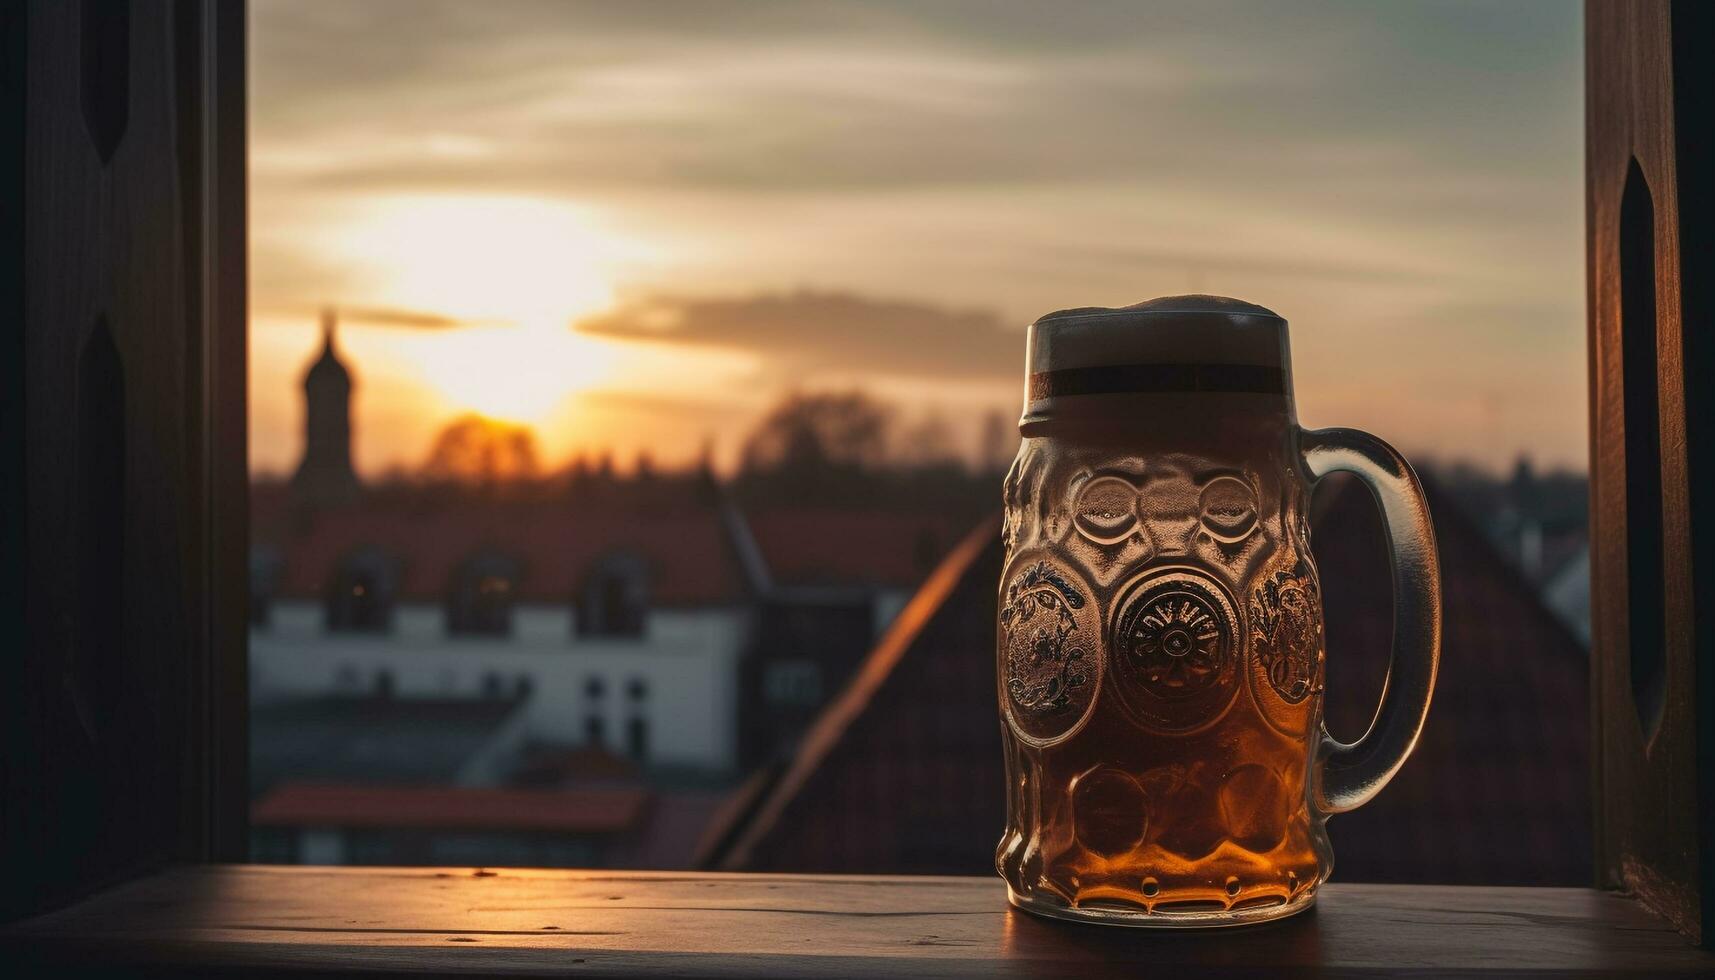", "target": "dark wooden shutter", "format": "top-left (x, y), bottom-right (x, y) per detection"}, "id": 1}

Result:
top-left (1585, 0), bottom-right (1714, 945)
top-left (1, 0), bottom-right (247, 919)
